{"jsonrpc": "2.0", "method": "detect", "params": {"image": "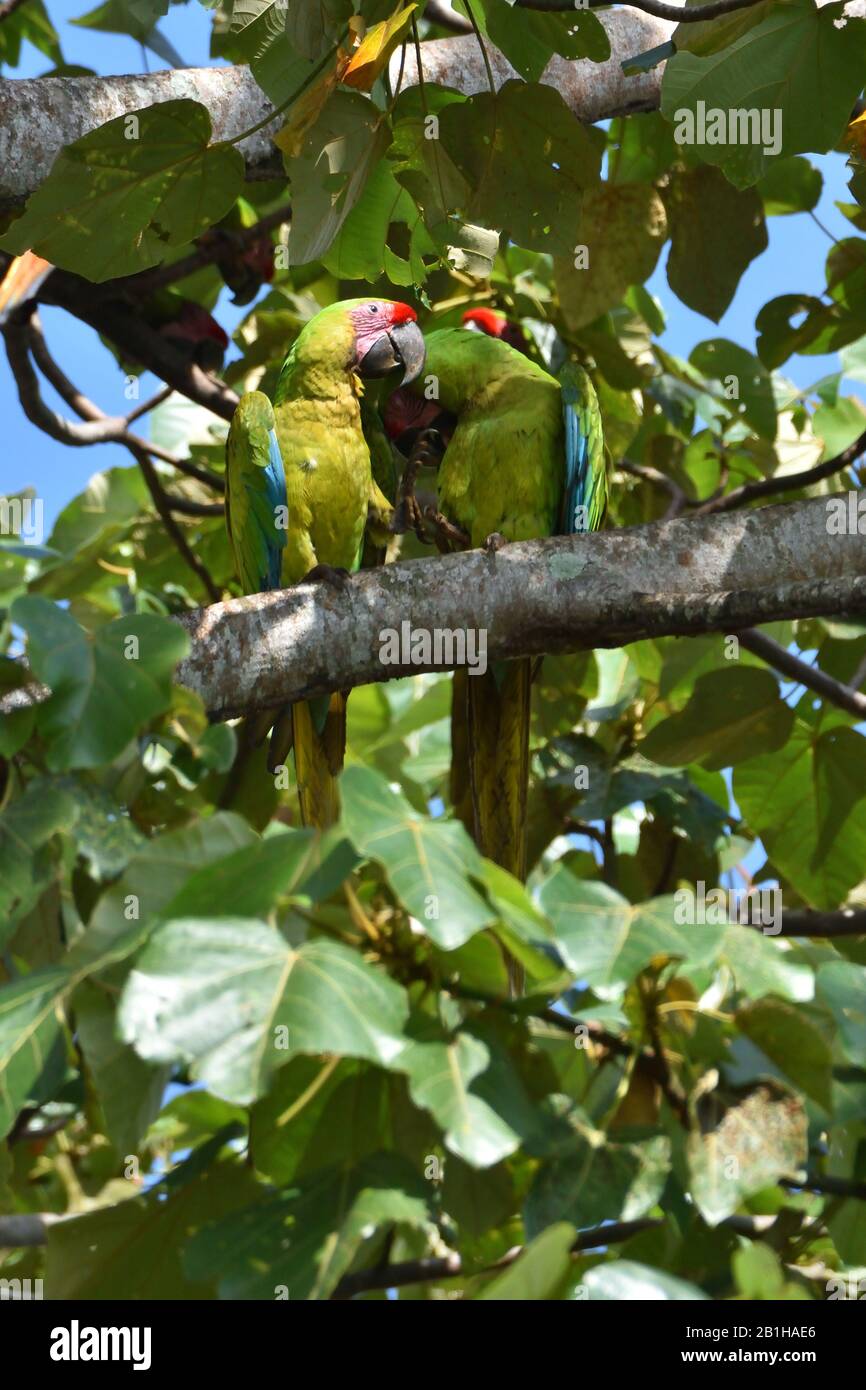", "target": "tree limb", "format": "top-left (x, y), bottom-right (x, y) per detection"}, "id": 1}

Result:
top-left (515, 0), bottom-right (763, 20)
top-left (4, 313), bottom-right (224, 600)
top-left (173, 493), bottom-right (866, 720)
top-left (693, 428), bottom-right (866, 516)
top-left (738, 627), bottom-right (866, 720)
